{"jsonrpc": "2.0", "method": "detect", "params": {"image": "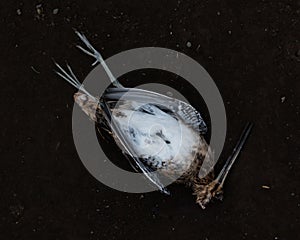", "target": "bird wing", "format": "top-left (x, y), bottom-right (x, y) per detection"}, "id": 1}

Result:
top-left (103, 87), bottom-right (207, 134)
top-left (98, 96), bottom-right (170, 195)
